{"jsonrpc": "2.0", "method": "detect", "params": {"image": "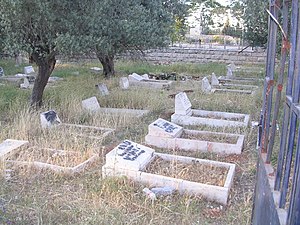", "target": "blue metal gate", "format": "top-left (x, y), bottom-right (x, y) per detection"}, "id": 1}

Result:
top-left (252, 0), bottom-right (300, 224)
